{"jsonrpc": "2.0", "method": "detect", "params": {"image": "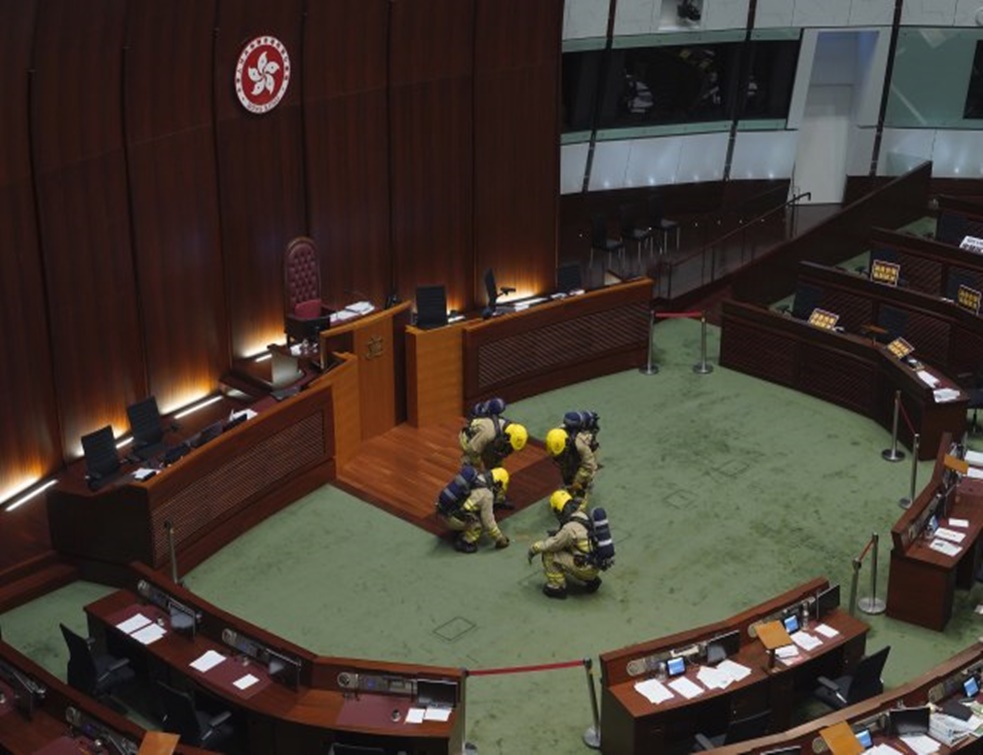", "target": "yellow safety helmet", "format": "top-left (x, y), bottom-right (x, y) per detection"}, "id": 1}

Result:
top-left (505, 423), bottom-right (528, 452)
top-left (549, 489), bottom-right (573, 515)
top-left (490, 467), bottom-right (510, 493)
top-left (545, 428), bottom-right (568, 457)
